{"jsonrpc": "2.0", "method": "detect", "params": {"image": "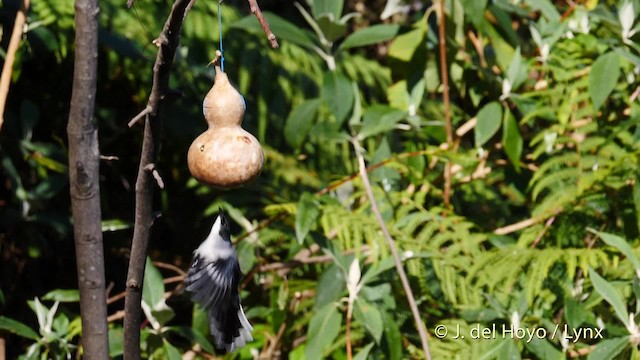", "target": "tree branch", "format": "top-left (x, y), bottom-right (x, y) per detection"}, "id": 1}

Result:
top-left (351, 137), bottom-right (432, 360)
top-left (0, 0), bottom-right (30, 131)
top-left (66, 0), bottom-right (109, 356)
top-left (247, 0), bottom-right (279, 48)
top-left (437, 0), bottom-right (453, 207)
top-left (123, 0), bottom-right (191, 358)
